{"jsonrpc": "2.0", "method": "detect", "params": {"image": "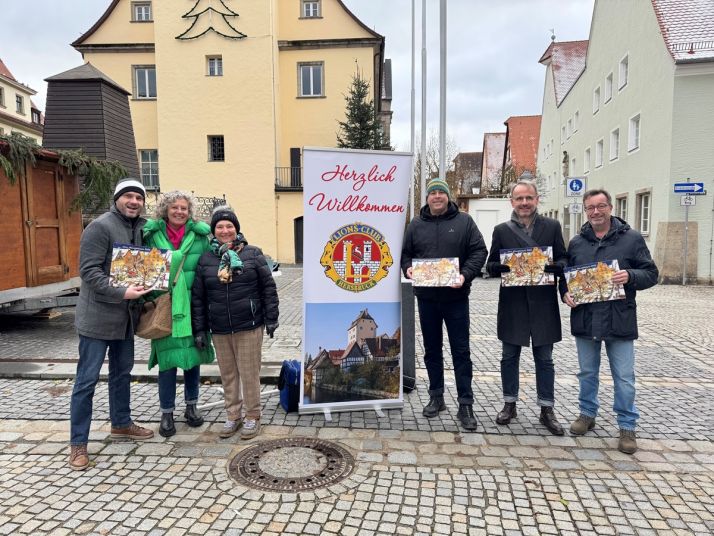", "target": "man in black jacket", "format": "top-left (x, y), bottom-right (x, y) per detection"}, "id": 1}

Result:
top-left (401, 178), bottom-right (488, 430)
top-left (486, 180), bottom-right (567, 435)
top-left (563, 189), bottom-right (658, 454)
